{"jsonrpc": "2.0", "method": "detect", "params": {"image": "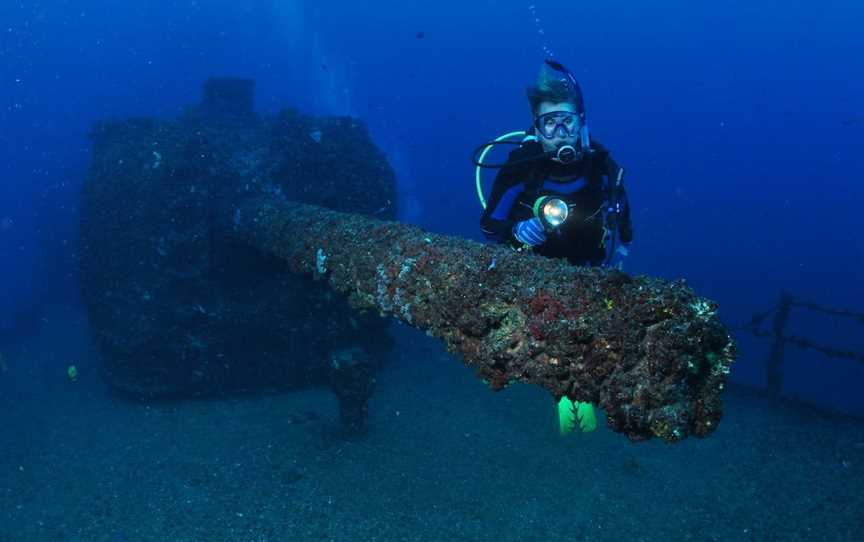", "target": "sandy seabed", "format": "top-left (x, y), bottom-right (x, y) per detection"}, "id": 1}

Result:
top-left (1, 316), bottom-right (862, 542)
